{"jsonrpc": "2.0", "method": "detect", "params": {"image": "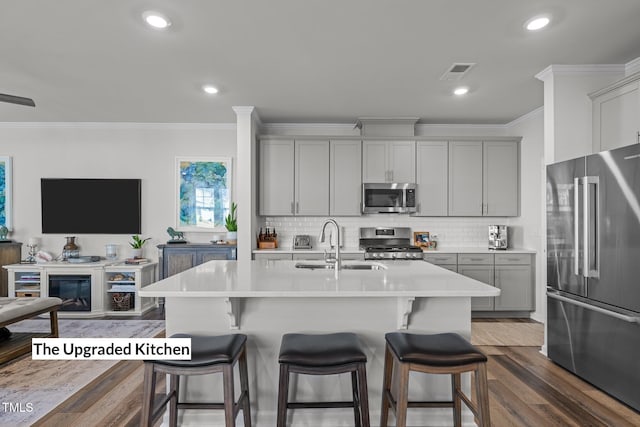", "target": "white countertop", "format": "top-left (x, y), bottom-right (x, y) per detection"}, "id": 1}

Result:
top-left (253, 247), bottom-right (364, 254)
top-left (139, 259), bottom-right (500, 298)
top-left (424, 247), bottom-right (536, 254)
top-left (253, 247), bottom-right (535, 254)
top-left (4, 260), bottom-right (156, 269)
